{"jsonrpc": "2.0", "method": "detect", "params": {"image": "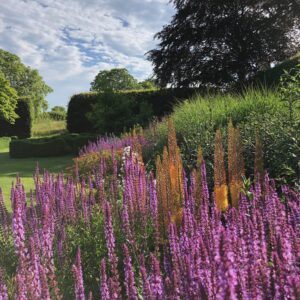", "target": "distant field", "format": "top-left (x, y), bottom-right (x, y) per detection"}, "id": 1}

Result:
top-left (0, 137), bottom-right (73, 210)
top-left (32, 118), bottom-right (67, 137)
